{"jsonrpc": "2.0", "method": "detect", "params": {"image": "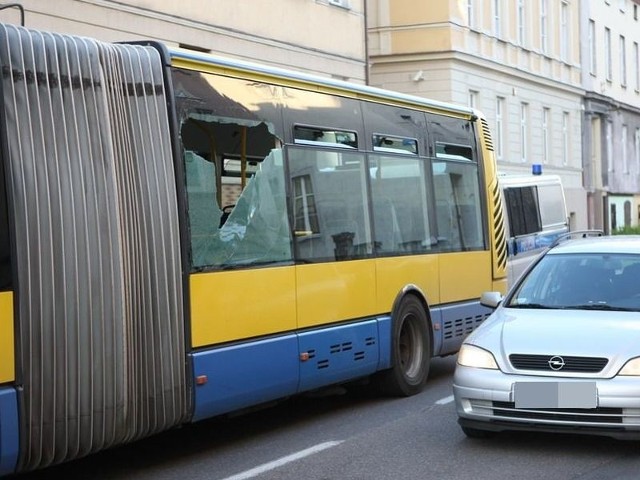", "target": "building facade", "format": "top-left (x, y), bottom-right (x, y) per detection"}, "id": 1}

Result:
top-left (367, 0), bottom-right (588, 230)
top-left (581, 0), bottom-right (640, 233)
top-left (368, 0), bottom-right (640, 234)
top-left (0, 0), bottom-right (367, 83)
top-left (3, 0), bottom-right (640, 233)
